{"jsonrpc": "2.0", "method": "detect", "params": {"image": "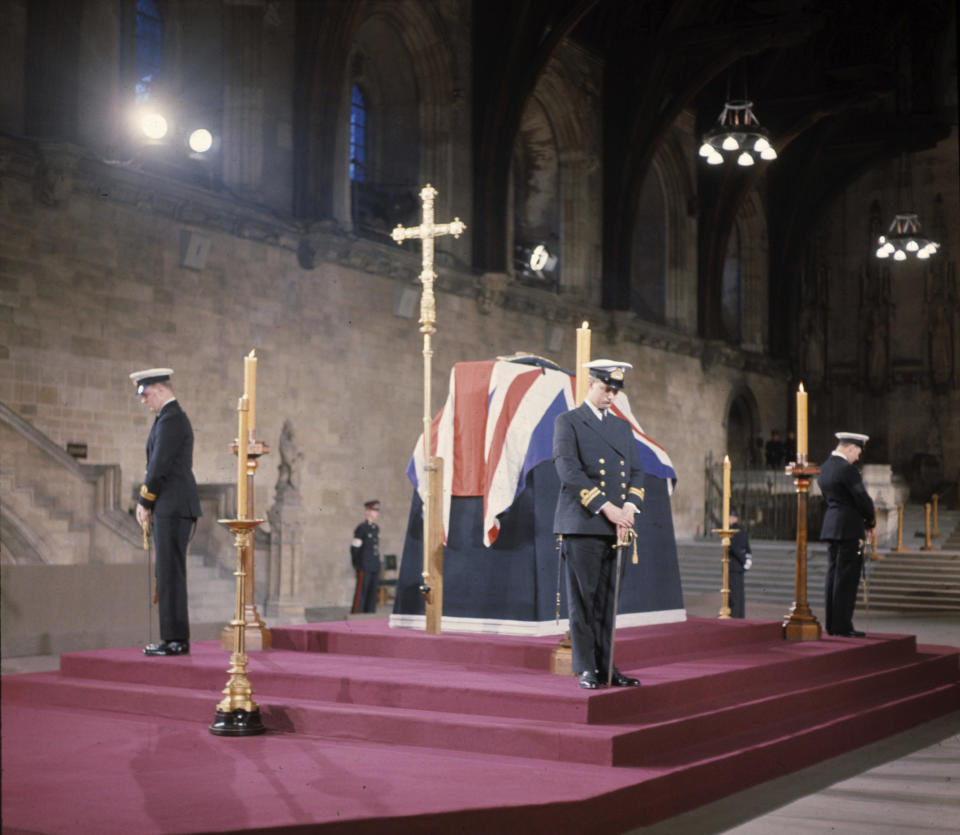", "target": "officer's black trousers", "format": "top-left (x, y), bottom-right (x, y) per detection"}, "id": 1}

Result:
top-left (824, 538), bottom-right (862, 635)
top-left (154, 515), bottom-right (194, 642)
top-left (564, 534), bottom-right (624, 676)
